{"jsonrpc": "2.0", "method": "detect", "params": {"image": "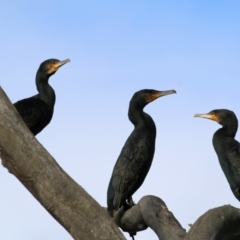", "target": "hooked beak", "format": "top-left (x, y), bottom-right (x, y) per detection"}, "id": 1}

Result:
top-left (194, 113), bottom-right (219, 122)
top-left (151, 90), bottom-right (176, 101)
top-left (54, 59), bottom-right (71, 69)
